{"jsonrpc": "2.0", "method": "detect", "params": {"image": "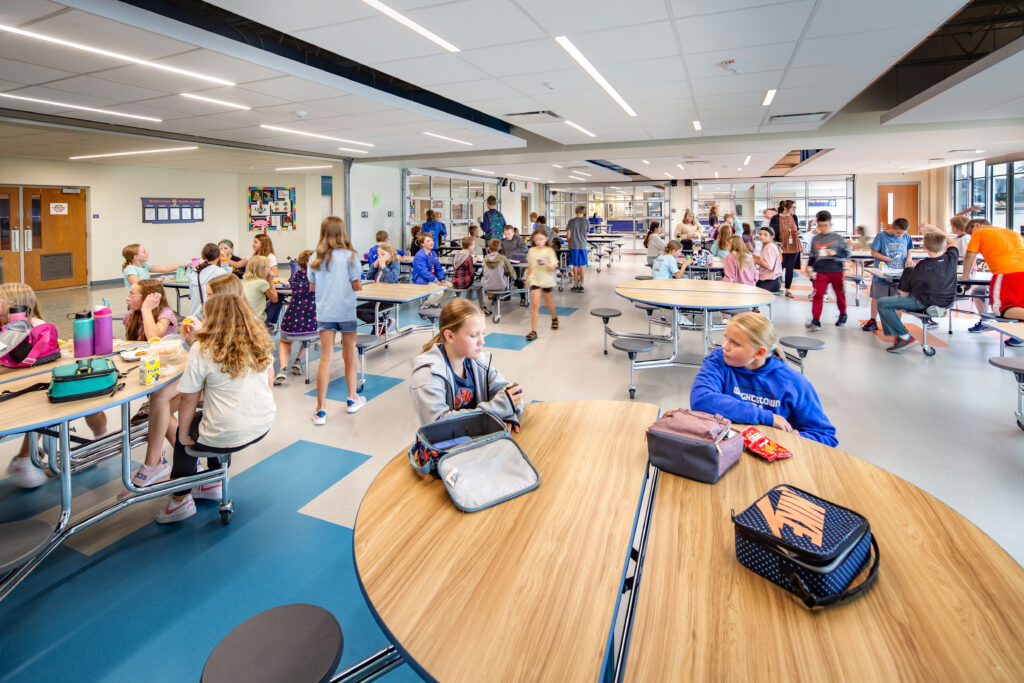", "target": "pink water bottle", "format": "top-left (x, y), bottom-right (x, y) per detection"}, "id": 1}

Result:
top-left (70, 311), bottom-right (93, 358)
top-left (93, 306), bottom-right (113, 355)
top-left (7, 305), bottom-right (28, 323)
